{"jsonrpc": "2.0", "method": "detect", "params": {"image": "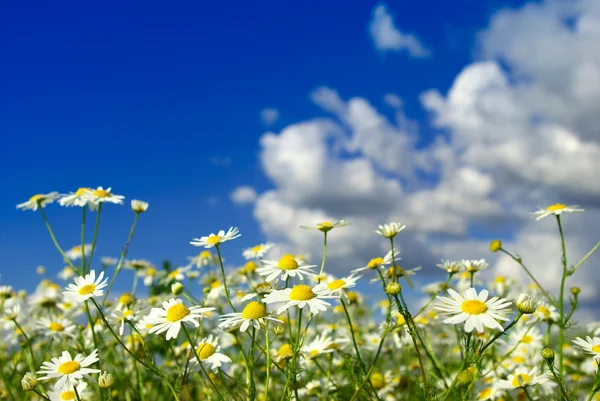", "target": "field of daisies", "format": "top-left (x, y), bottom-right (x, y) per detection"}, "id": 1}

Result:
top-left (1, 188), bottom-right (599, 401)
